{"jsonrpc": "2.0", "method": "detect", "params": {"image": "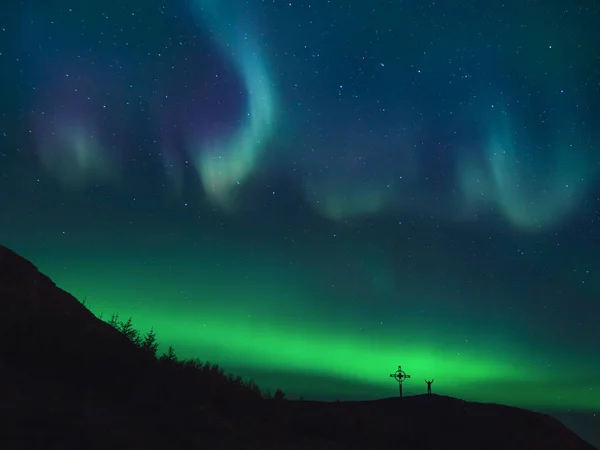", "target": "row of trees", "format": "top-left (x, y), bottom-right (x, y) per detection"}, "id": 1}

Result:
top-left (103, 313), bottom-right (286, 401)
